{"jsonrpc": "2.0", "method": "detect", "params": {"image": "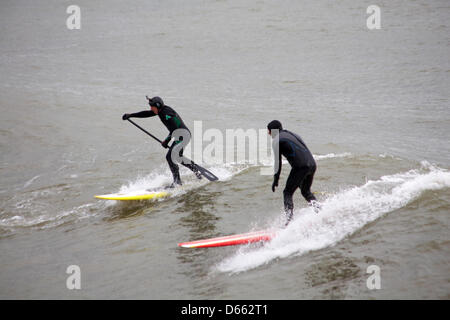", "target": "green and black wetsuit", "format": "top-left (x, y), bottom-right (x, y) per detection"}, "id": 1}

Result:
top-left (128, 105), bottom-right (188, 145)
top-left (127, 105), bottom-right (198, 185)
